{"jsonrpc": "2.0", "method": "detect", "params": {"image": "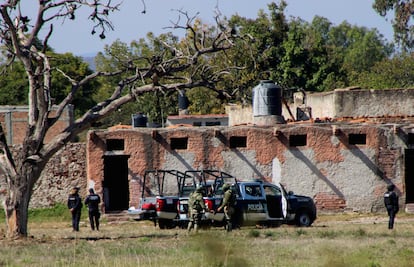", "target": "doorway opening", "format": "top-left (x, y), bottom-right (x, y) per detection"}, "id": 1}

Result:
top-left (405, 149), bottom-right (414, 203)
top-left (103, 155), bottom-right (130, 212)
